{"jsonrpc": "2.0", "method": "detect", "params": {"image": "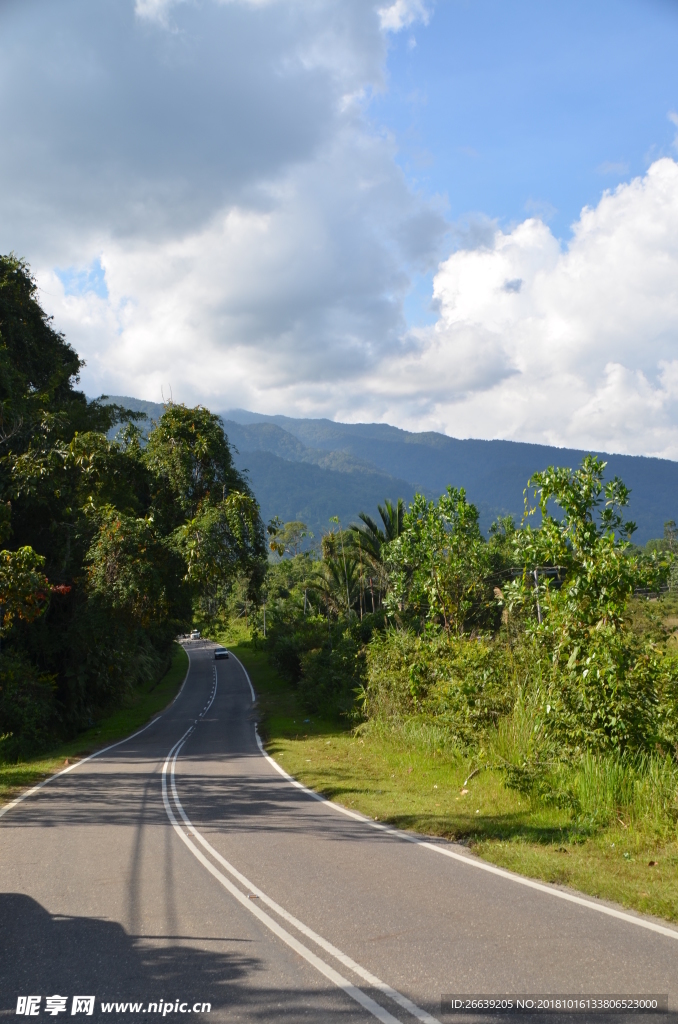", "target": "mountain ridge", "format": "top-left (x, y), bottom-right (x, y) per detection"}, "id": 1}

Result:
top-left (101, 397), bottom-right (678, 543)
